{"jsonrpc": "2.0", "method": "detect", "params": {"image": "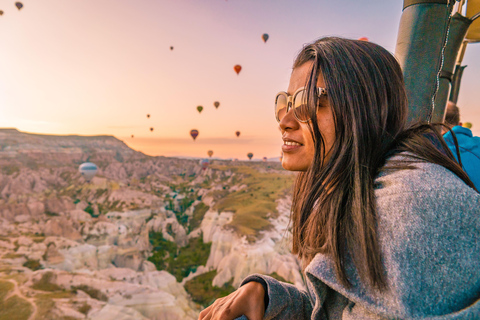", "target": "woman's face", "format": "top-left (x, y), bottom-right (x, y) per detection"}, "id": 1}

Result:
top-left (280, 62), bottom-right (336, 172)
